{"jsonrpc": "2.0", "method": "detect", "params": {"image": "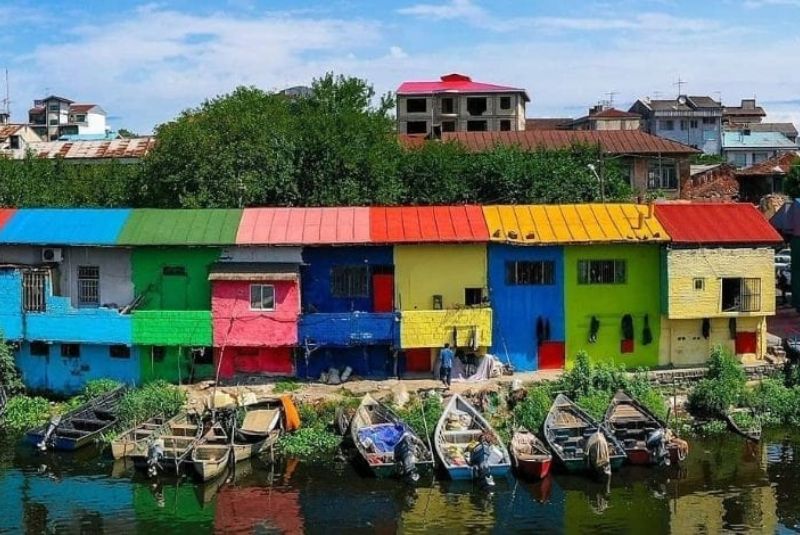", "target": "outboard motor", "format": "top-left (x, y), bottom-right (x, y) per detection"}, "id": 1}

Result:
top-left (37, 415), bottom-right (62, 451)
top-left (146, 439), bottom-right (165, 479)
top-left (394, 433), bottom-right (420, 483)
top-left (646, 429), bottom-right (669, 466)
top-left (470, 438), bottom-right (495, 489)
